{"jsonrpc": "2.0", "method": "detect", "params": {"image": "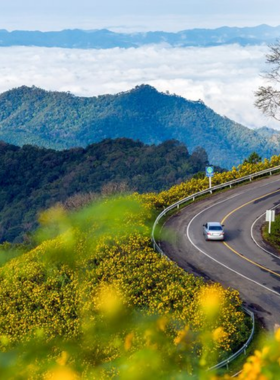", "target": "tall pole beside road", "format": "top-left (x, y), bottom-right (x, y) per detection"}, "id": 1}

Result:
top-left (206, 166), bottom-right (214, 193)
